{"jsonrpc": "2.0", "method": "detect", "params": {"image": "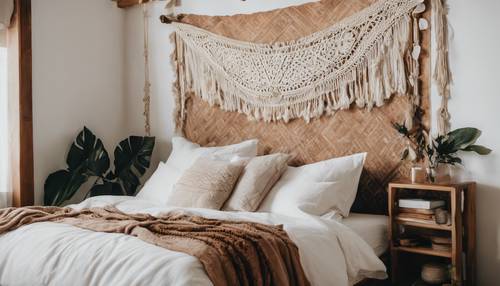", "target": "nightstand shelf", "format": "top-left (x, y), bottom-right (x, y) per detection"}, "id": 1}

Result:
top-left (394, 246), bottom-right (451, 258)
top-left (395, 216), bottom-right (452, 231)
top-left (388, 181), bottom-right (476, 286)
